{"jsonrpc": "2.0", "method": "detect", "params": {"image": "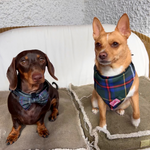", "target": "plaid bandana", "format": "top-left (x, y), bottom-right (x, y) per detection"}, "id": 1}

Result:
top-left (94, 62), bottom-right (135, 110)
top-left (10, 80), bottom-right (50, 110)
